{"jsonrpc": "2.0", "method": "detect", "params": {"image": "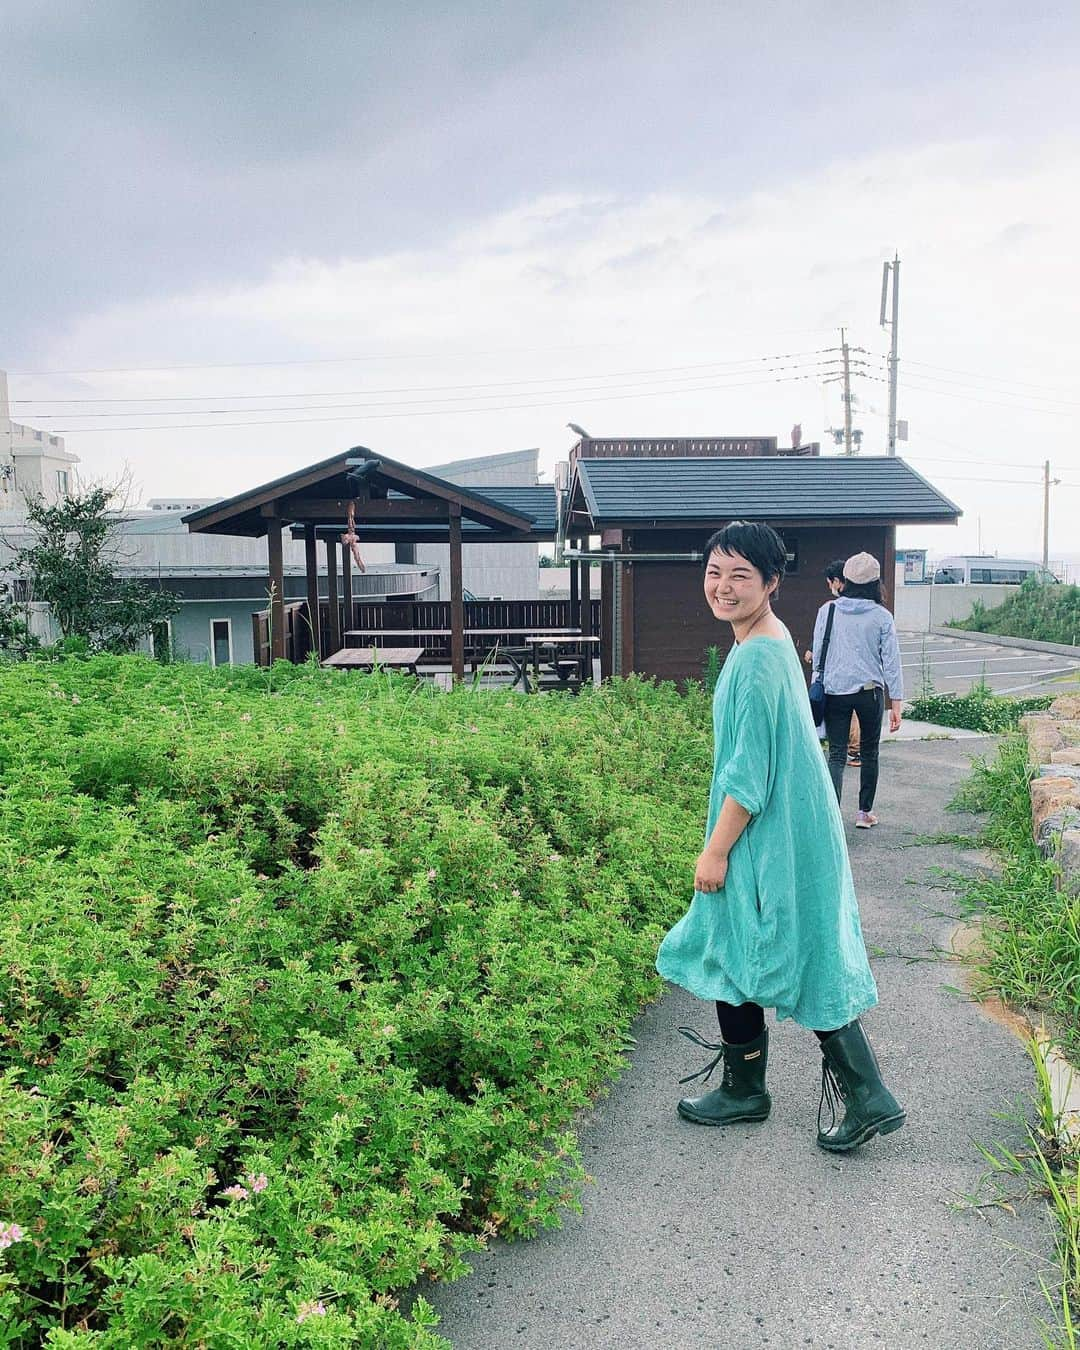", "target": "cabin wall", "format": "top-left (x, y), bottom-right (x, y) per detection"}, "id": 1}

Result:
top-left (623, 524), bottom-right (894, 686)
